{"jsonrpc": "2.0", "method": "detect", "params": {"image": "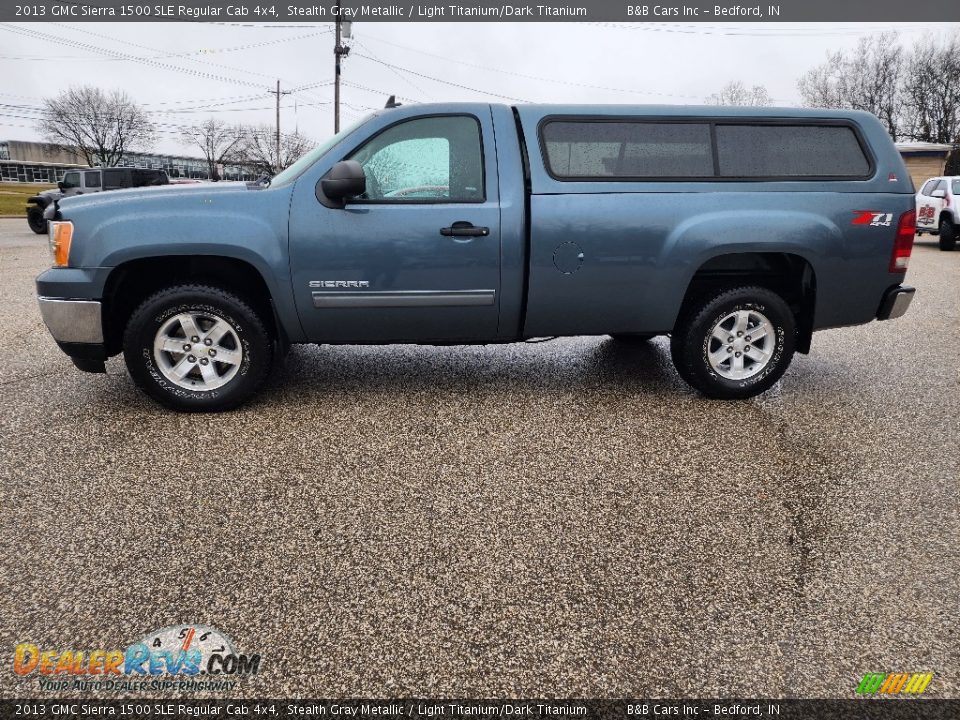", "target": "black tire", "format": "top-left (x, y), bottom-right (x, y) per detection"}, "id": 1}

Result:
top-left (123, 284), bottom-right (273, 412)
top-left (939, 217), bottom-right (957, 251)
top-left (670, 286), bottom-right (795, 400)
top-left (609, 333), bottom-right (657, 342)
top-left (27, 207), bottom-right (47, 235)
